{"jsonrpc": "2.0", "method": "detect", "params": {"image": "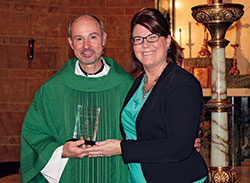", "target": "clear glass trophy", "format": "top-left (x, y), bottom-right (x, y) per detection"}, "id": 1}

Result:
top-left (68, 105), bottom-right (100, 146)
